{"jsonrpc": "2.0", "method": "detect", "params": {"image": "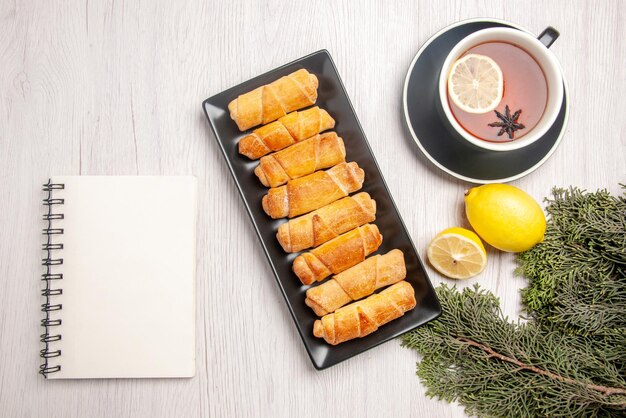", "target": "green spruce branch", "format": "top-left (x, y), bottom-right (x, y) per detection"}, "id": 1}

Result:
top-left (454, 337), bottom-right (625, 397)
top-left (518, 186), bottom-right (626, 373)
top-left (403, 186), bottom-right (626, 417)
top-left (402, 285), bottom-right (626, 417)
